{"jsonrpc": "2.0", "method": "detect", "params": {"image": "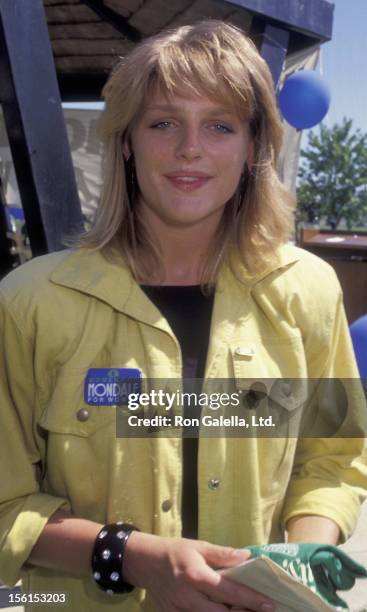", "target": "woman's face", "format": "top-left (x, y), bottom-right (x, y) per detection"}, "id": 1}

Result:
top-left (125, 87), bottom-right (253, 230)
